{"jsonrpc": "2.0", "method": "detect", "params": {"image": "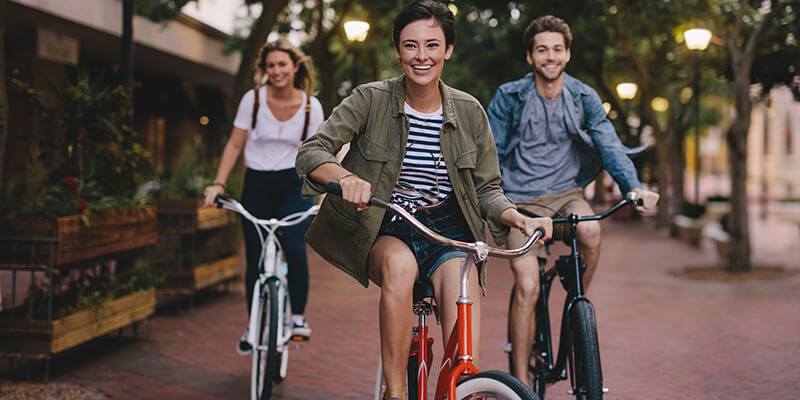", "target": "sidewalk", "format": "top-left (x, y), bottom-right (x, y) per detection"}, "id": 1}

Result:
top-left (31, 216), bottom-right (800, 399)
